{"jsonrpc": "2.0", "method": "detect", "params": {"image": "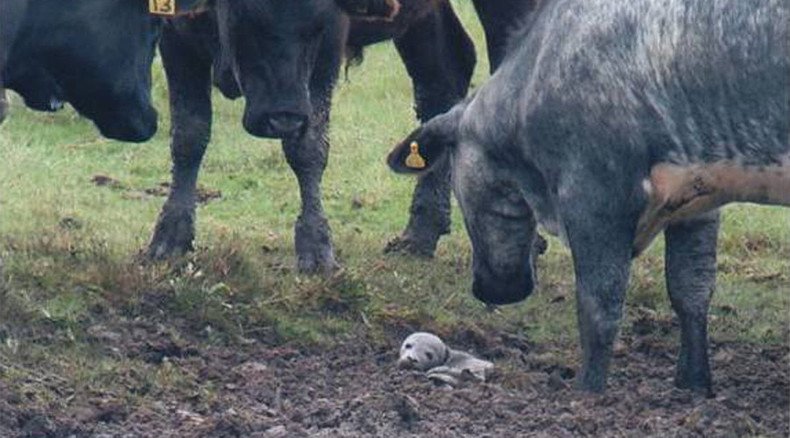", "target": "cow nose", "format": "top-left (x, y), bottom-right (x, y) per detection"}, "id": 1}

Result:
top-left (95, 105), bottom-right (158, 143)
top-left (472, 269), bottom-right (534, 305)
top-left (266, 112), bottom-right (307, 137)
